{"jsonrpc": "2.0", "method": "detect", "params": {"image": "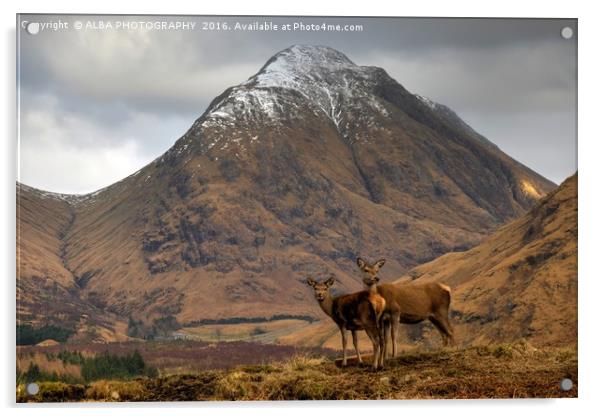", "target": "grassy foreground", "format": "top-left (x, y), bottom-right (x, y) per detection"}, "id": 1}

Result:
top-left (17, 342), bottom-right (577, 401)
